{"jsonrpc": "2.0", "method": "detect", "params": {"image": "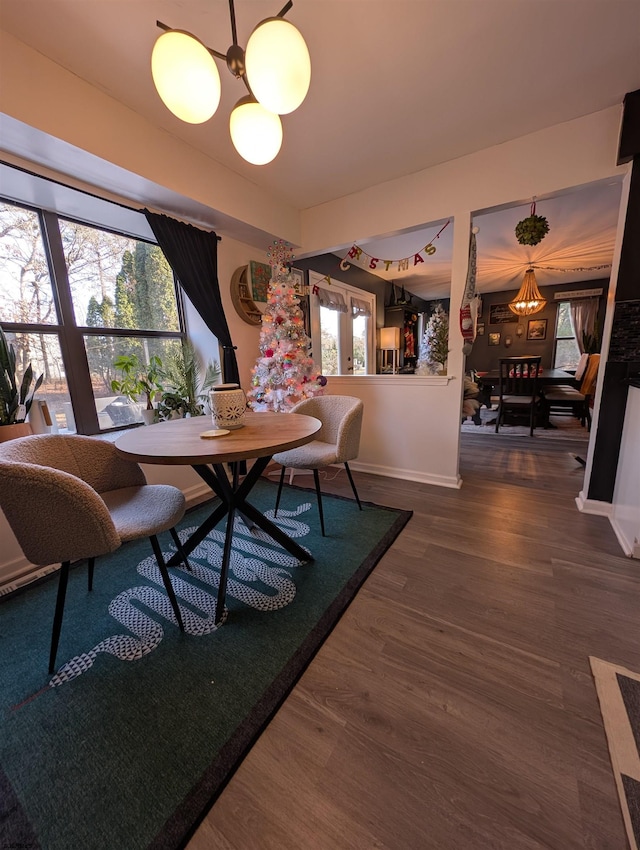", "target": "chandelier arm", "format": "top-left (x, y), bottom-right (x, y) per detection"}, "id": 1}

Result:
top-left (242, 74), bottom-right (254, 96)
top-left (277, 1), bottom-right (294, 17)
top-left (155, 21), bottom-right (226, 60)
top-left (228, 0), bottom-right (239, 46)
